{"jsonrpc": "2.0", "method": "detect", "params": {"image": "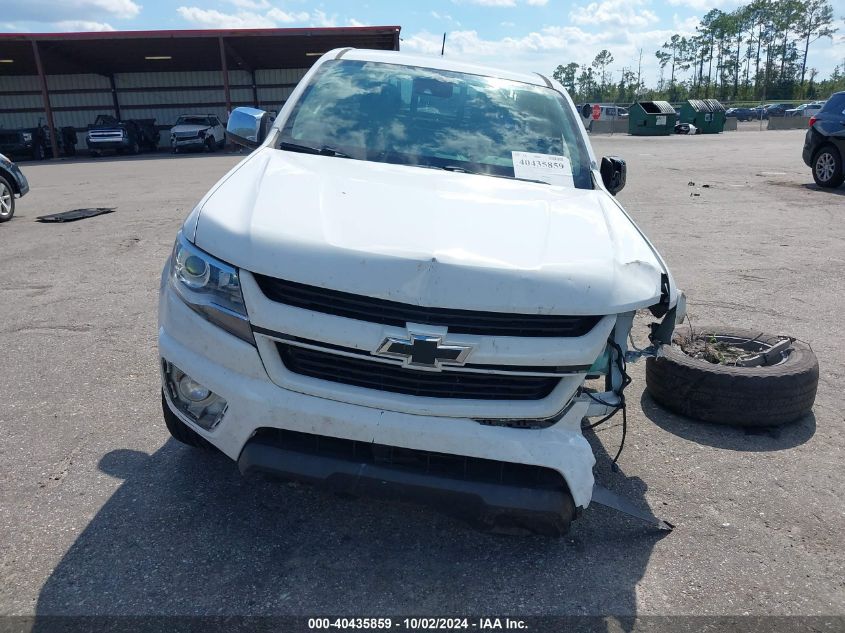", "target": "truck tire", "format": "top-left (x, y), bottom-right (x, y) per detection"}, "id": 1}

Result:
top-left (0, 175), bottom-right (15, 222)
top-left (205, 137), bottom-right (215, 152)
top-left (161, 391), bottom-right (211, 449)
top-left (33, 144), bottom-right (45, 161)
top-left (645, 326), bottom-right (818, 427)
top-left (812, 145), bottom-right (844, 188)
top-left (130, 141), bottom-right (140, 155)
